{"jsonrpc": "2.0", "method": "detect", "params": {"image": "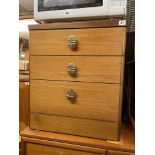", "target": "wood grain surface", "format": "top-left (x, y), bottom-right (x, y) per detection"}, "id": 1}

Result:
top-left (26, 142), bottom-right (105, 155)
top-left (30, 80), bottom-right (120, 122)
top-left (28, 19), bottom-right (125, 30)
top-left (30, 113), bottom-right (118, 141)
top-left (30, 56), bottom-right (123, 83)
top-left (19, 82), bottom-right (29, 131)
top-left (107, 150), bottom-right (134, 155)
top-left (21, 123), bottom-right (134, 153)
top-left (29, 28), bottom-right (125, 56)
